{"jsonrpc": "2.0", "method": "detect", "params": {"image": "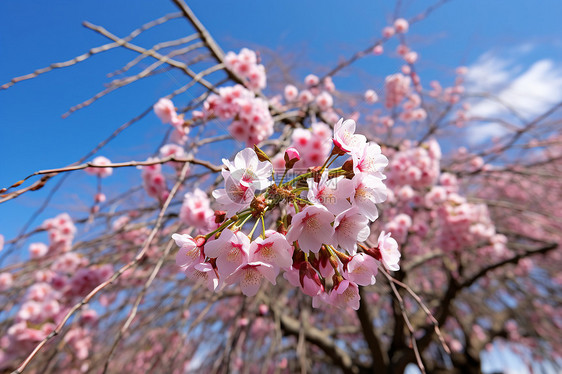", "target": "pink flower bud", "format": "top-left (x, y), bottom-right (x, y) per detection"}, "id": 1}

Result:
top-left (305, 74), bottom-right (319, 87)
top-left (382, 26), bottom-right (395, 38)
top-left (284, 147), bottom-right (301, 169)
top-left (394, 18), bottom-right (409, 33)
top-left (364, 89), bottom-right (378, 104)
